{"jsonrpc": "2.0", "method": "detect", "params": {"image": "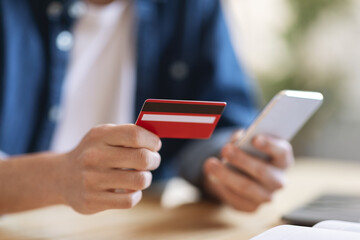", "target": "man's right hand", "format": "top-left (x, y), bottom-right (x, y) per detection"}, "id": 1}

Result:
top-left (58, 124), bottom-right (162, 214)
